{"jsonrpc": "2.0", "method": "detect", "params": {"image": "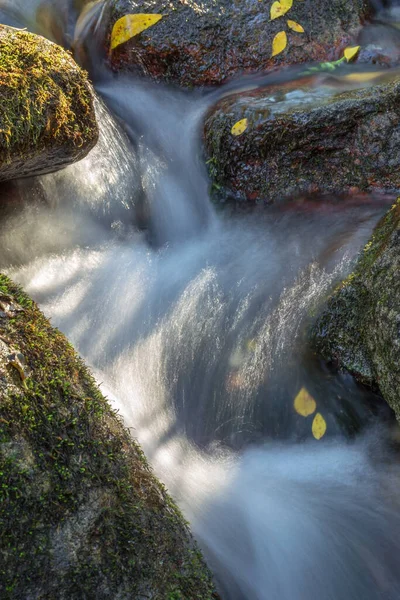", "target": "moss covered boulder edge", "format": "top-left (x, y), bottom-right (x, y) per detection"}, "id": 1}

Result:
top-left (102, 0), bottom-right (370, 87)
top-left (313, 200), bottom-right (400, 419)
top-left (205, 74), bottom-right (400, 202)
top-left (0, 274), bottom-right (216, 599)
top-left (0, 25), bottom-right (98, 181)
